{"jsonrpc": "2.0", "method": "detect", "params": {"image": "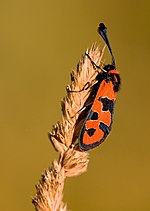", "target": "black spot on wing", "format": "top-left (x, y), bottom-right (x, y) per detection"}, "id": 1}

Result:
top-left (99, 122), bottom-right (111, 143)
top-left (86, 110), bottom-right (99, 120)
top-left (90, 111), bottom-right (98, 120)
top-left (99, 122), bottom-right (110, 134)
top-left (86, 128), bottom-right (96, 137)
top-left (98, 97), bottom-right (114, 113)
